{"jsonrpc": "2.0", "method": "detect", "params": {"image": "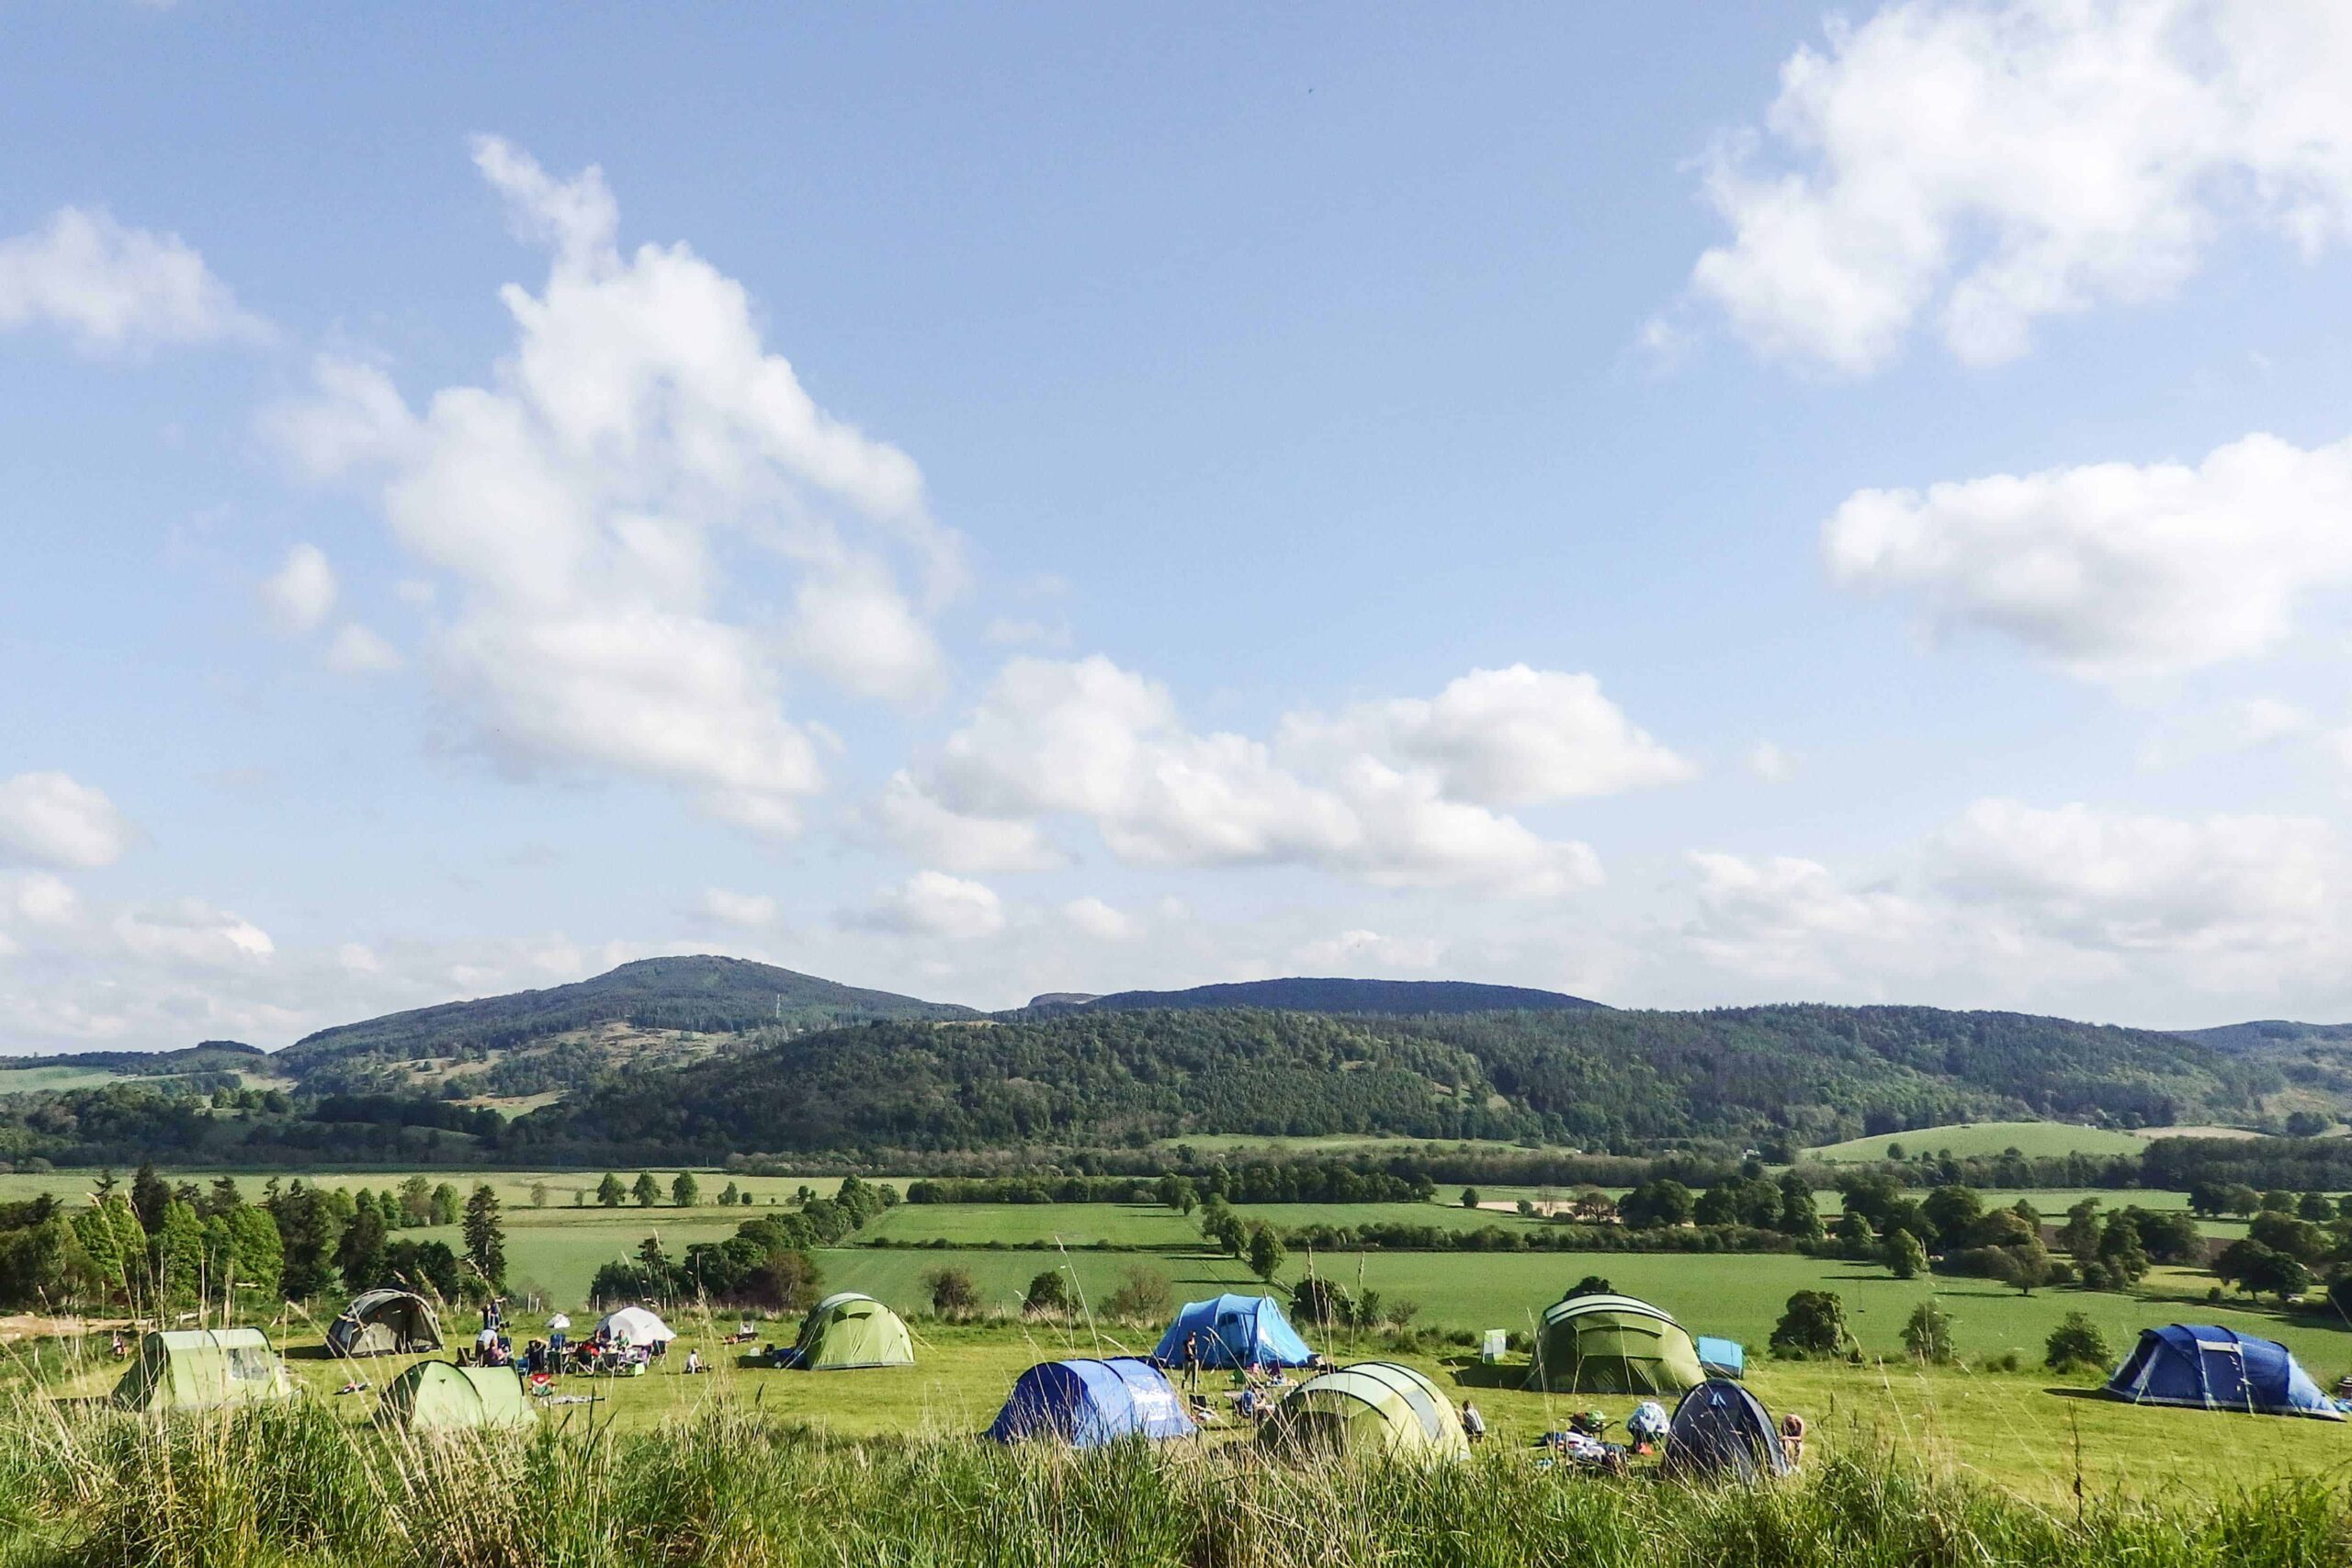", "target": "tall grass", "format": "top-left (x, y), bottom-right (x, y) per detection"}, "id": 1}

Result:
top-left (0, 1395), bottom-right (2345, 1568)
